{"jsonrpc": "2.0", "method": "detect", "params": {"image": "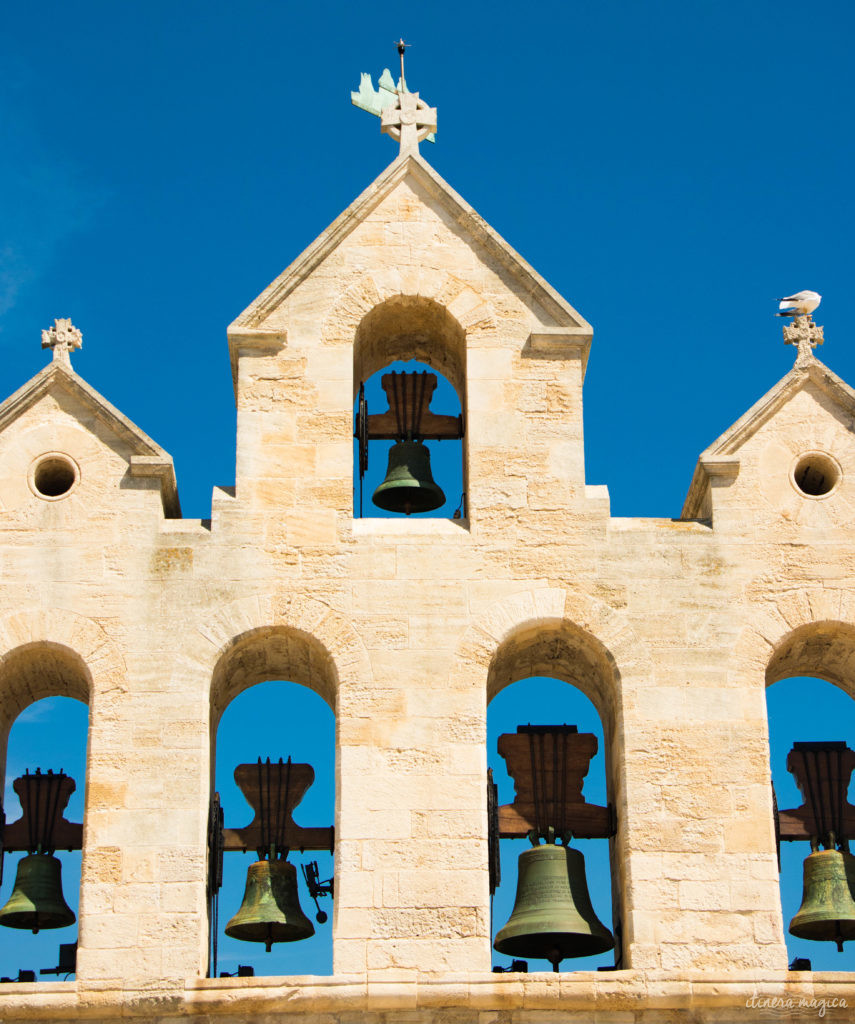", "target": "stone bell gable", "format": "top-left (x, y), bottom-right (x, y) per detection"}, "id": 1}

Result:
top-left (0, 355), bottom-right (180, 523)
top-left (3, 101), bottom-right (855, 1021)
top-left (226, 152), bottom-right (599, 526)
top-left (682, 353), bottom-right (855, 533)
